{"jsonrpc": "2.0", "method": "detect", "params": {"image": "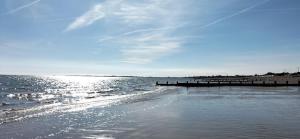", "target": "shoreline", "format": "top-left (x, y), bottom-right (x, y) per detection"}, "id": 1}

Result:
top-left (1, 87), bottom-right (300, 138)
